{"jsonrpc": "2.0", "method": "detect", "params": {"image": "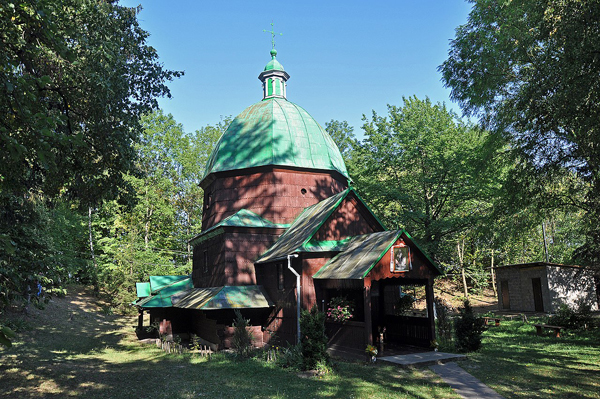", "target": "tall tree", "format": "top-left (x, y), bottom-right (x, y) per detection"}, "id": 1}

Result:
top-left (439, 0), bottom-right (600, 268)
top-left (0, 0), bottom-right (181, 304)
top-left (353, 96), bottom-right (498, 263)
